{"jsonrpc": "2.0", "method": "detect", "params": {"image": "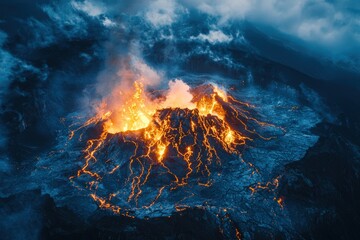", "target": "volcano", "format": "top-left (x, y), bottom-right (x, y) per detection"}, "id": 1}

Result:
top-left (4, 2), bottom-right (359, 238)
top-left (70, 82), bottom-right (282, 215)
